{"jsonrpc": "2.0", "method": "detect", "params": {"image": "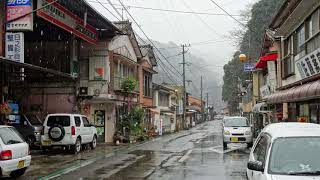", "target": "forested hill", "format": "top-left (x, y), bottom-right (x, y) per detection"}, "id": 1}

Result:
top-left (222, 0), bottom-right (285, 114)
